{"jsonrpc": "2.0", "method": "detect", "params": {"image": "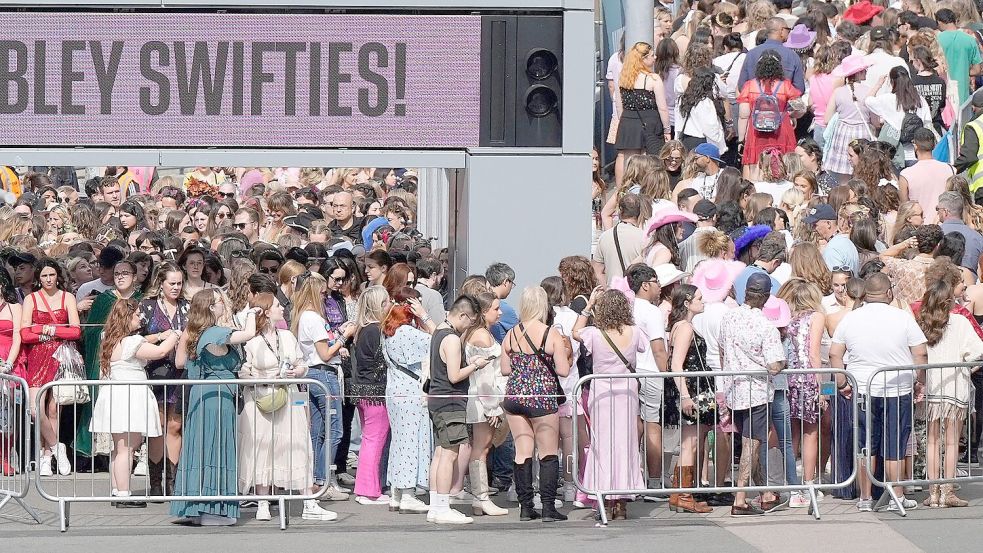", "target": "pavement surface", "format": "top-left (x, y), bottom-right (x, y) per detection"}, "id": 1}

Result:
top-left (3, 473), bottom-right (983, 552)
